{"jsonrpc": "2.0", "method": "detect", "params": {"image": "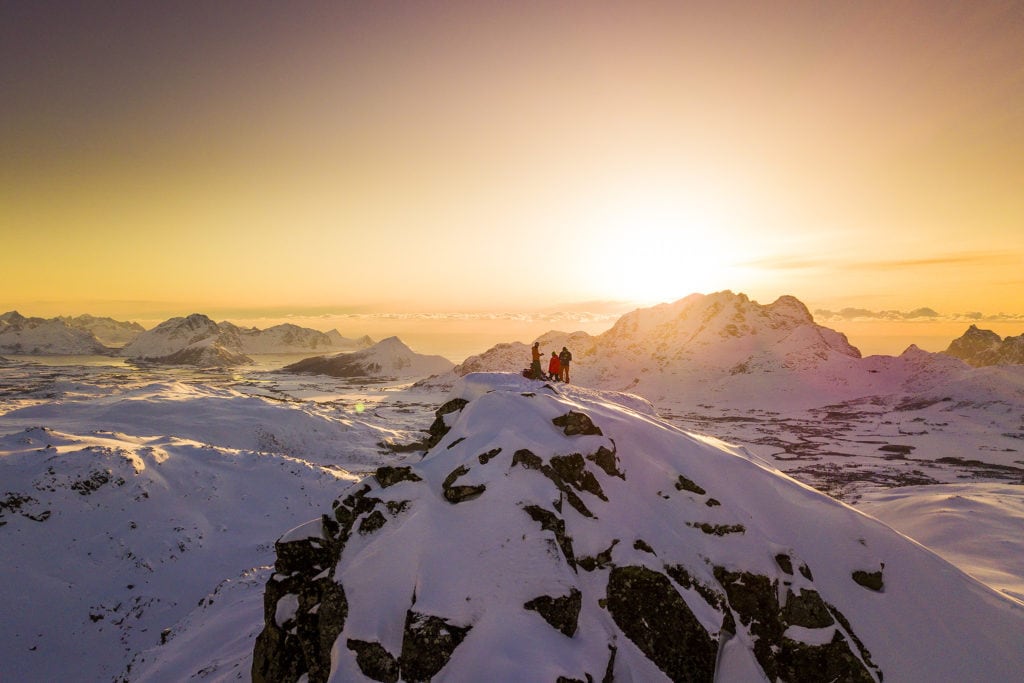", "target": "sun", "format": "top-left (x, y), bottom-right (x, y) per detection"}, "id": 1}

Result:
top-left (574, 183), bottom-right (747, 305)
